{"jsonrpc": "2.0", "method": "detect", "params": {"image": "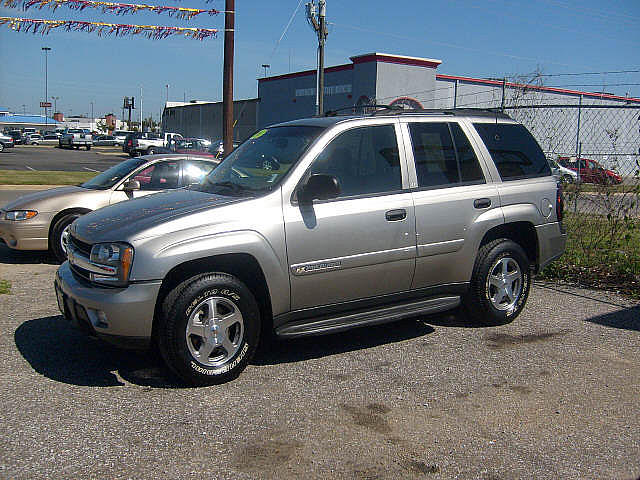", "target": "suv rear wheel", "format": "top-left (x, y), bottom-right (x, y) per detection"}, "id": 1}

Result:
top-left (158, 273), bottom-right (261, 385)
top-left (463, 239), bottom-right (531, 326)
